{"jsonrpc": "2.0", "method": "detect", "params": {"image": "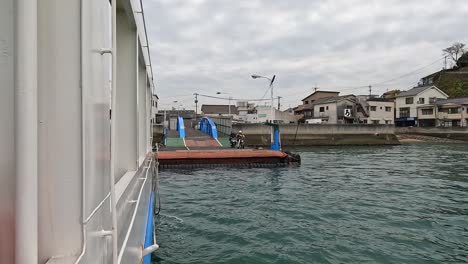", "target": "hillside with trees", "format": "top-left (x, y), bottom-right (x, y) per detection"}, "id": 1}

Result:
top-left (428, 43), bottom-right (468, 97)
